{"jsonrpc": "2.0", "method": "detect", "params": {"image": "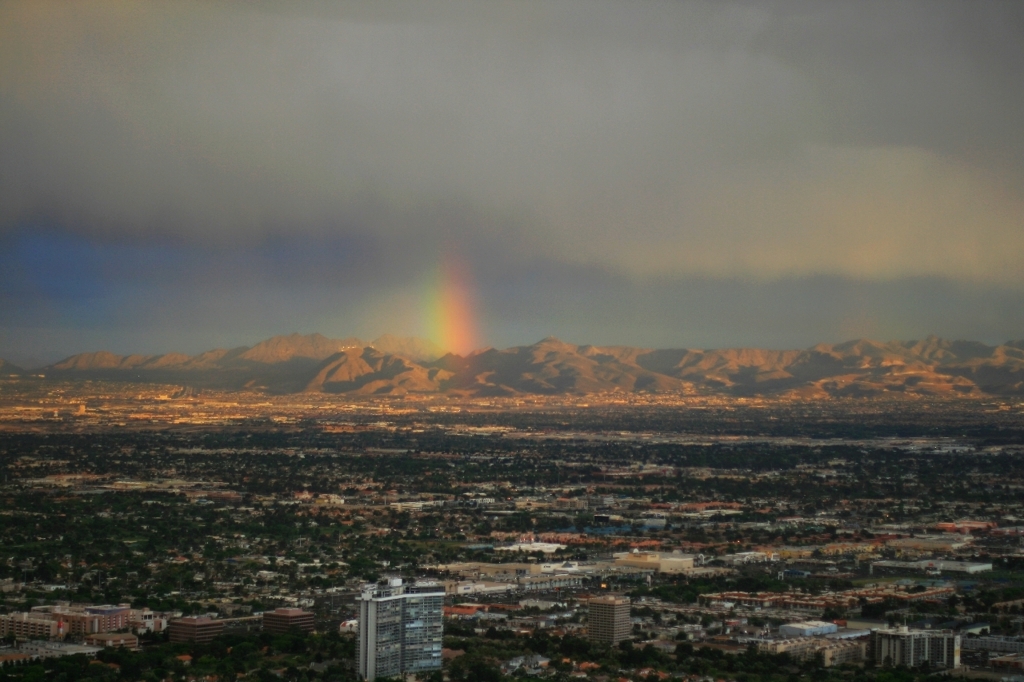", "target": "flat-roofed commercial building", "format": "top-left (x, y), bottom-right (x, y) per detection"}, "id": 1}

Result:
top-left (587, 596), bottom-right (631, 645)
top-left (517, 573), bottom-right (584, 592)
top-left (962, 636), bottom-right (1024, 654)
top-left (263, 608), bottom-right (315, 635)
top-left (871, 560), bottom-right (992, 575)
top-left (613, 551), bottom-right (695, 574)
top-left (779, 621), bottom-right (839, 638)
top-left (168, 617), bottom-right (224, 644)
top-left (84, 633), bottom-right (139, 650)
top-left (19, 641), bottom-right (102, 659)
top-left (885, 536), bottom-right (971, 553)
